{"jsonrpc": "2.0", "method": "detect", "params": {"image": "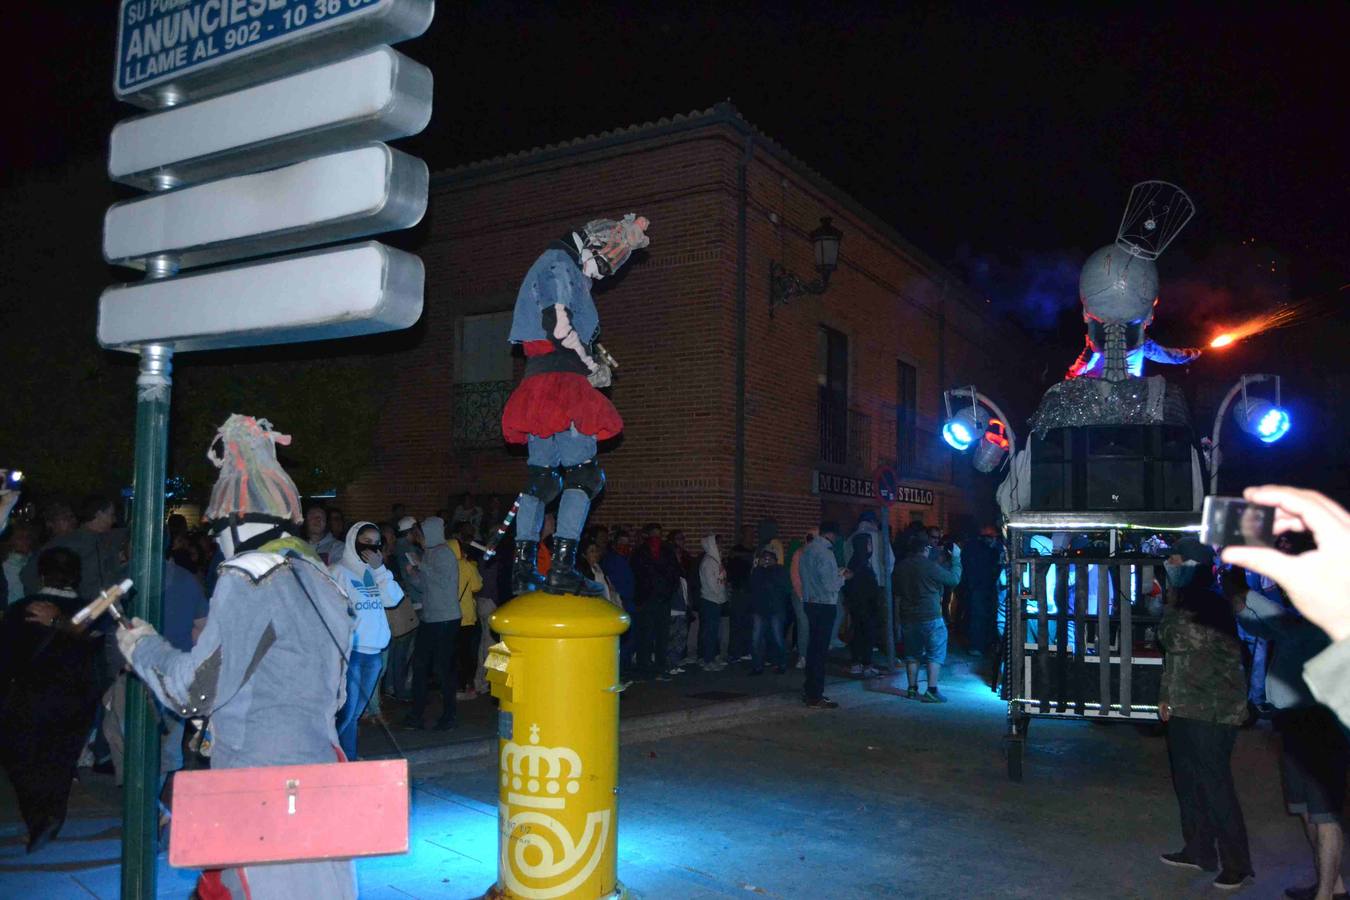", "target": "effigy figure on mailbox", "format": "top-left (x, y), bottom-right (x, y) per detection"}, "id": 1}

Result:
top-left (501, 214), bottom-right (650, 598)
